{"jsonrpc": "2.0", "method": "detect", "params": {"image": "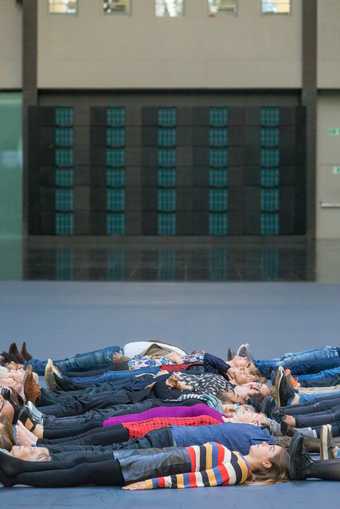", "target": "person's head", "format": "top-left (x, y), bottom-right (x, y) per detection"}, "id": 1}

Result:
top-left (228, 366), bottom-right (257, 385)
top-left (247, 443), bottom-right (289, 483)
top-left (10, 446), bottom-right (51, 462)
